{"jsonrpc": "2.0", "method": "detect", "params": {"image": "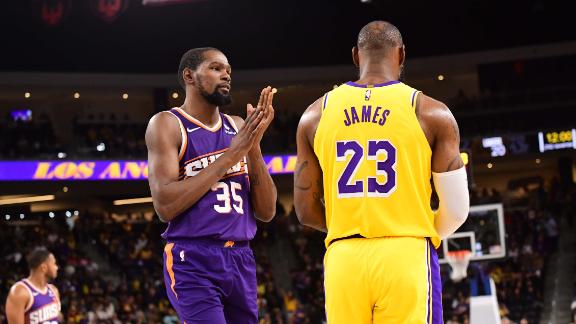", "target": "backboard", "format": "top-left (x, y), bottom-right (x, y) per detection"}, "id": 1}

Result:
top-left (438, 203), bottom-right (506, 263)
